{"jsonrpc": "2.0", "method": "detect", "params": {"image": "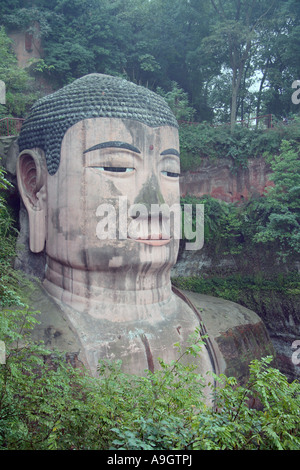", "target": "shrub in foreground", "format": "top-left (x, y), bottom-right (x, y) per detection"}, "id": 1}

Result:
top-left (0, 308), bottom-right (299, 450)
